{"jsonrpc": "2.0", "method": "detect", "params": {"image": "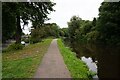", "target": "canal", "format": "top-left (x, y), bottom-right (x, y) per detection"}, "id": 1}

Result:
top-left (64, 39), bottom-right (120, 79)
